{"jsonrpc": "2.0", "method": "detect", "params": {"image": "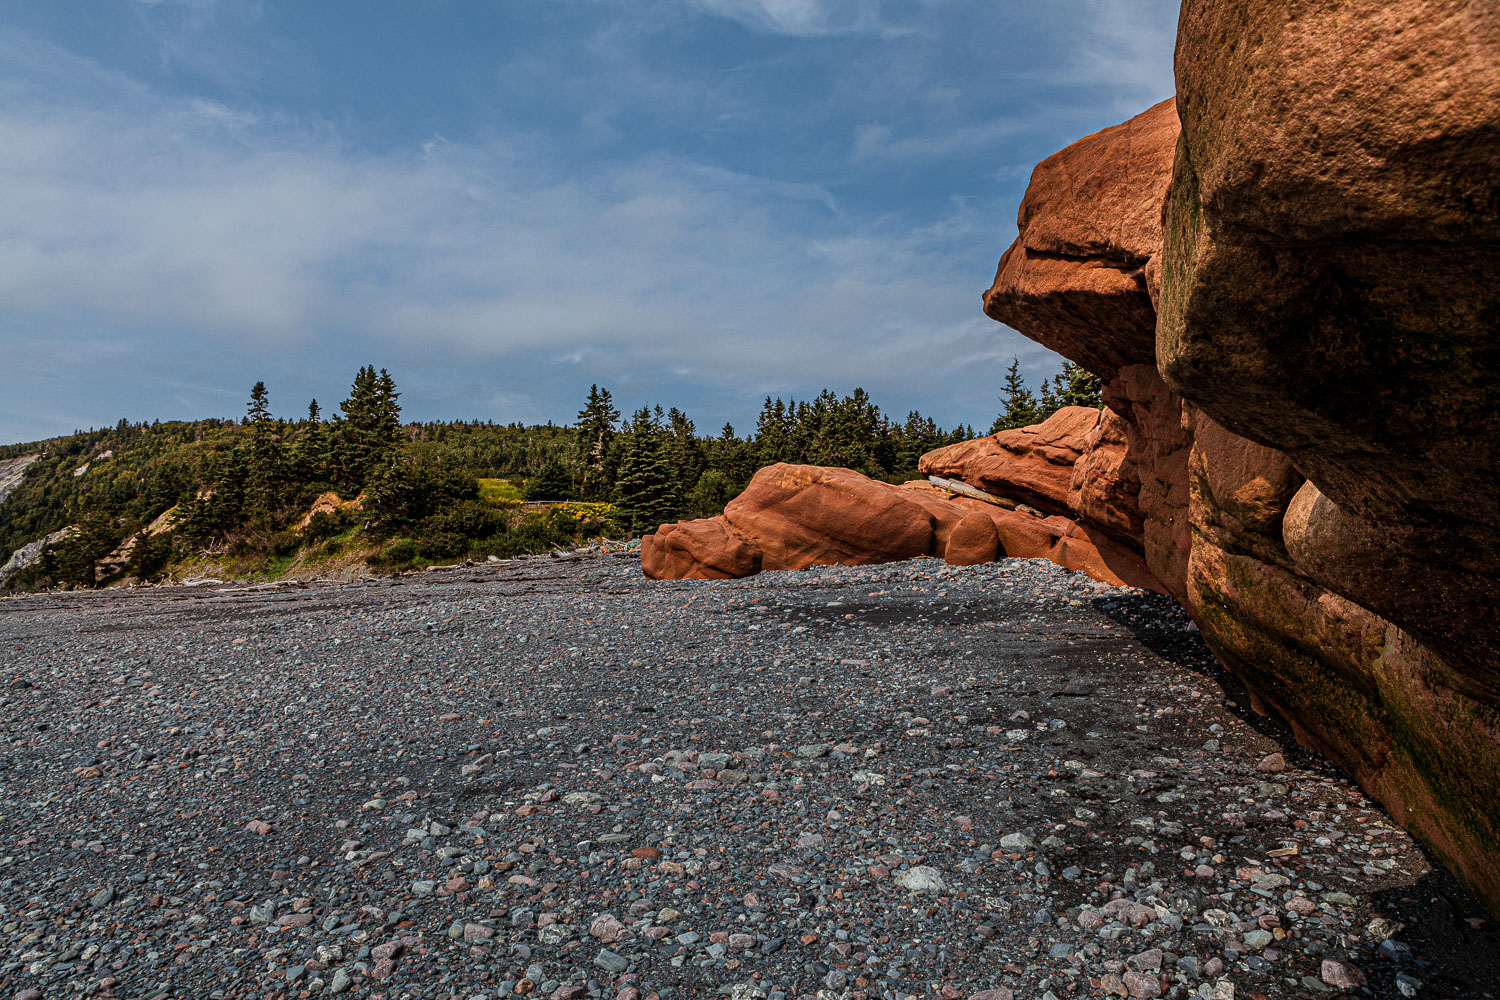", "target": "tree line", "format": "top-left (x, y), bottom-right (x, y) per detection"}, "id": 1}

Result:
top-left (1, 358), bottom-right (1100, 587)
